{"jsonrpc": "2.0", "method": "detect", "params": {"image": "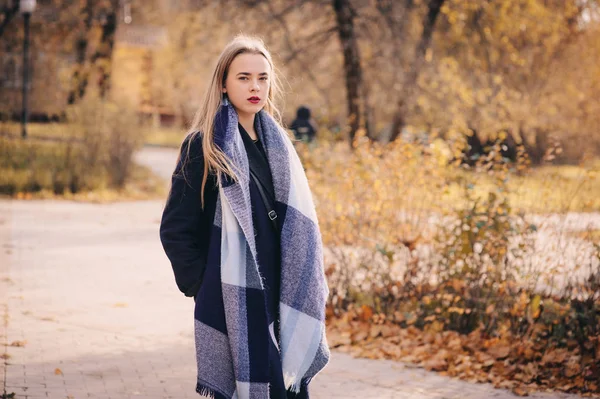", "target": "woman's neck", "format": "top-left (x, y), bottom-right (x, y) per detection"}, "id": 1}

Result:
top-left (238, 112), bottom-right (257, 140)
